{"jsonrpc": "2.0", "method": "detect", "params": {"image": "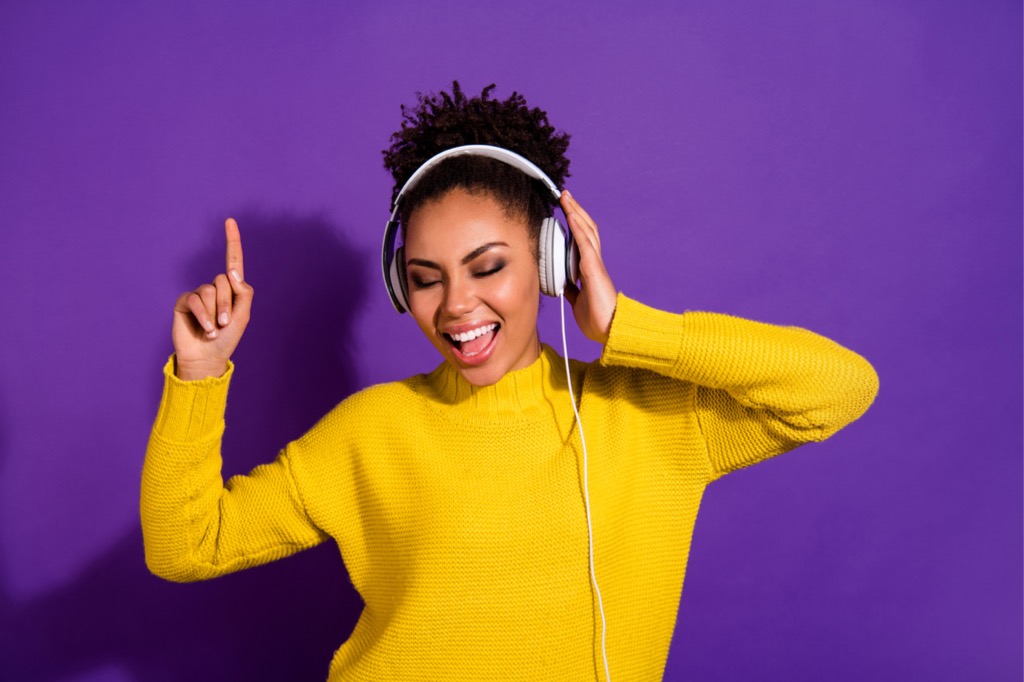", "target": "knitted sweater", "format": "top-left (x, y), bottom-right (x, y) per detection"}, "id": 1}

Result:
top-left (141, 294), bottom-right (878, 681)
